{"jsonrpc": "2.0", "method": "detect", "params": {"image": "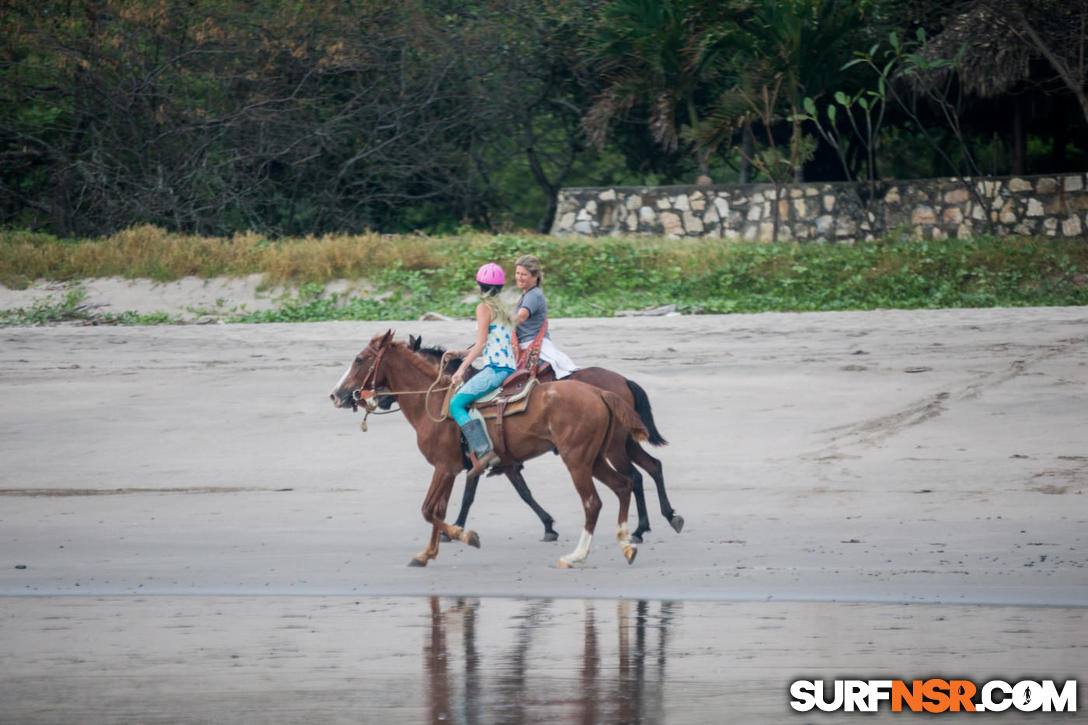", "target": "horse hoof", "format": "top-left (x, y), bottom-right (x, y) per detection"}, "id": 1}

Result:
top-left (408, 557), bottom-right (428, 567)
top-left (630, 532), bottom-right (645, 544)
top-left (465, 530), bottom-right (480, 549)
top-left (541, 531), bottom-right (559, 542)
top-left (670, 515), bottom-right (685, 533)
top-left (556, 559), bottom-right (573, 569)
top-left (624, 546), bottom-right (638, 565)
top-left (439, 533), bottom-right (452, 543)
